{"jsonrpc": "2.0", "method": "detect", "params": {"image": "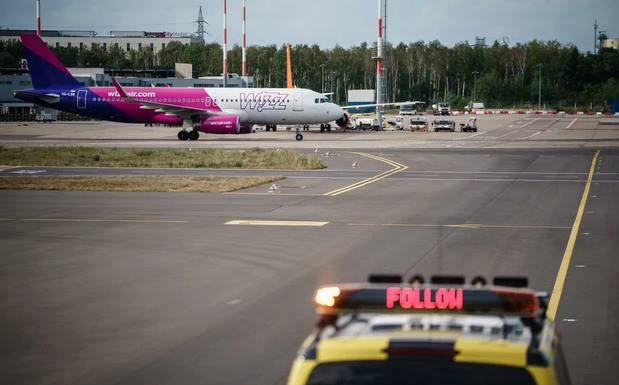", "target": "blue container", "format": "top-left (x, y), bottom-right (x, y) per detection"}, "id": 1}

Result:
top-left (611, 99), bottom-right (619, 114)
